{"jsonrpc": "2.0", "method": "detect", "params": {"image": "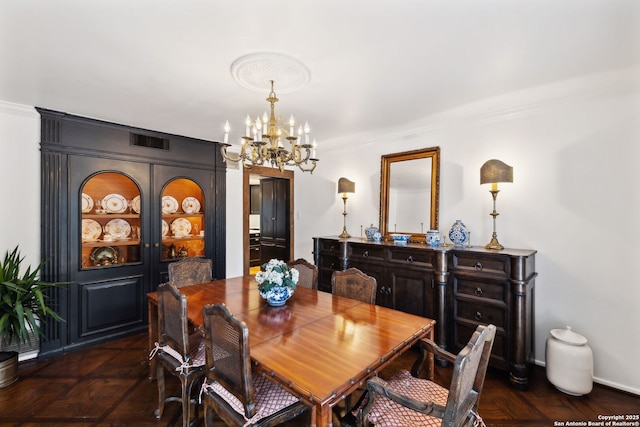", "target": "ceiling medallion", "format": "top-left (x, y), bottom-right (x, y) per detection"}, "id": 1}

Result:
top-left (230, 53), bottom-right (311, 94)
